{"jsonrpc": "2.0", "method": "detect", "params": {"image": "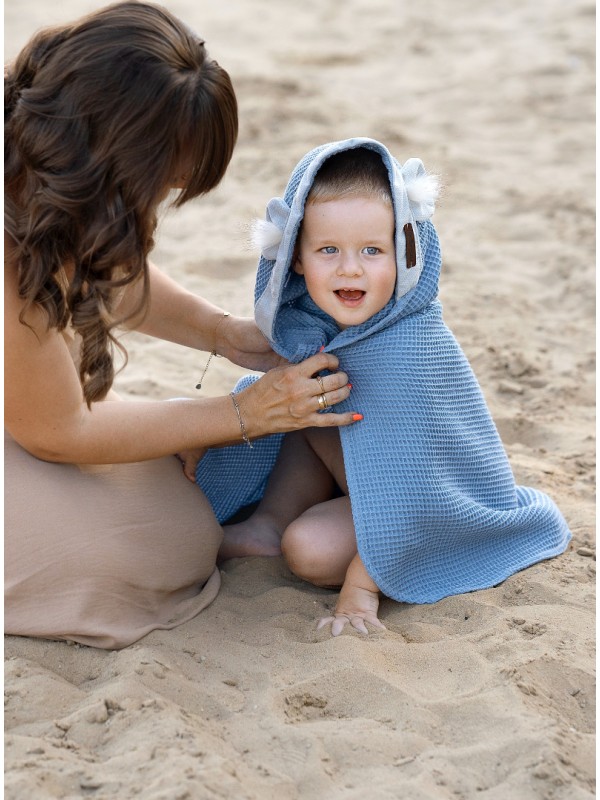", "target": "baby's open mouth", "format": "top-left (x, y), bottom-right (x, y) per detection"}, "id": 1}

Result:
top-left (335, 289), bottom-right (365, 302)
